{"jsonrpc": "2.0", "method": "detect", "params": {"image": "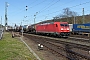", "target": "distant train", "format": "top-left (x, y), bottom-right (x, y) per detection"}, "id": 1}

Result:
top-left (8, 22), bottom-right (90, 37)
top-left (14, 26), bottom-right (22, 32)
top-left (13, 22), bottom-right (70, 37)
